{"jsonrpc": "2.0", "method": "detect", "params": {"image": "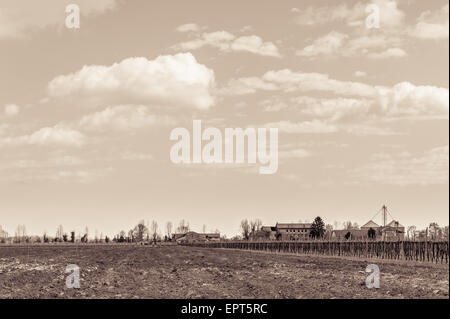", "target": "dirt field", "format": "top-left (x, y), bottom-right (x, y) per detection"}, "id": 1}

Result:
top-left (0, 245), bottom-right (448, 299)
